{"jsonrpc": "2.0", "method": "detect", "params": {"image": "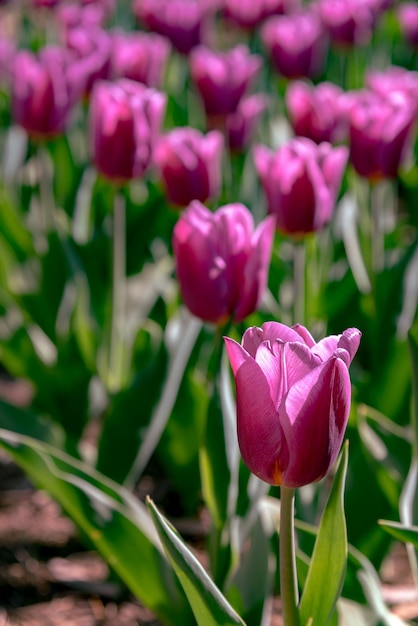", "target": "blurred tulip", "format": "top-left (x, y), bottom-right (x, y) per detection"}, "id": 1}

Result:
top-left (32, 0), bottom-right (59, 7)
top-left (11, 46), bottom-right (82, 139)
top-left (226, 93), bottom-right (269, 152)
top-left (154, 127), bottom-right (223, 207)
top-left (254, 137), bottom-right (348, 235)
top-left (223, 0), bottom-right (300, 30)
top-left (224, 322), bottom-right (361, 487)
top-left (133, 0), bottom-right (217, 55)
top-left (346, 89), bottom-right (417, 180)
top-left (366, 66), bottom-right (418, 118)
top-left (285, 80), bottom-right (348, 144)
top-left (189, 44), bottom-right (262, 119)
top-left (261, 10), bottom-right (327, 79)
top-left (317, 0), bottom-right (381, 48)
top-left (397, 3), bottom-right (418, 49)
top-left (57, 0), bottom-right (113, 31)
top-left (173, 201), bottom-right (275, 324)
top-left (65, 26), bottom-right (111, 96)
top-left (110, 30), bottom-right (170, 88)
top-left (89, 78), bottom-right (166, 183)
